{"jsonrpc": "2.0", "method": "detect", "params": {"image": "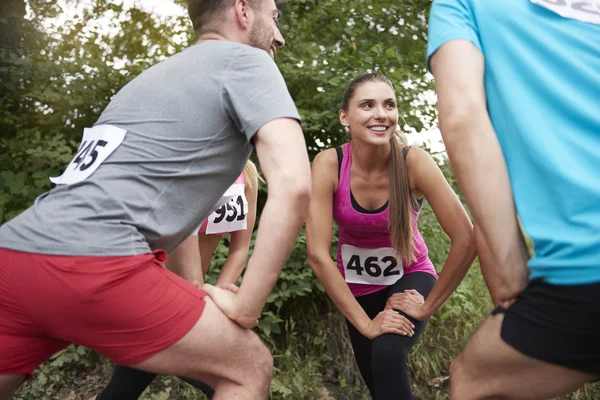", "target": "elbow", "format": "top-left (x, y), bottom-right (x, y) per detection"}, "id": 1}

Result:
top-left (282, 178), bottom-right (312, 217)
top-left (307, 249), bottom-right (325, 275)
top-left (452, 229), bottom-right (478, 265)
top-left (439, 94), bottom-right (482, 132)
top-left (438, 98), bottom-right (486, 149)
top-left (292, 181), bottom-right (312, 214)
top-left (307, 250), bottom-right (319, 271)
